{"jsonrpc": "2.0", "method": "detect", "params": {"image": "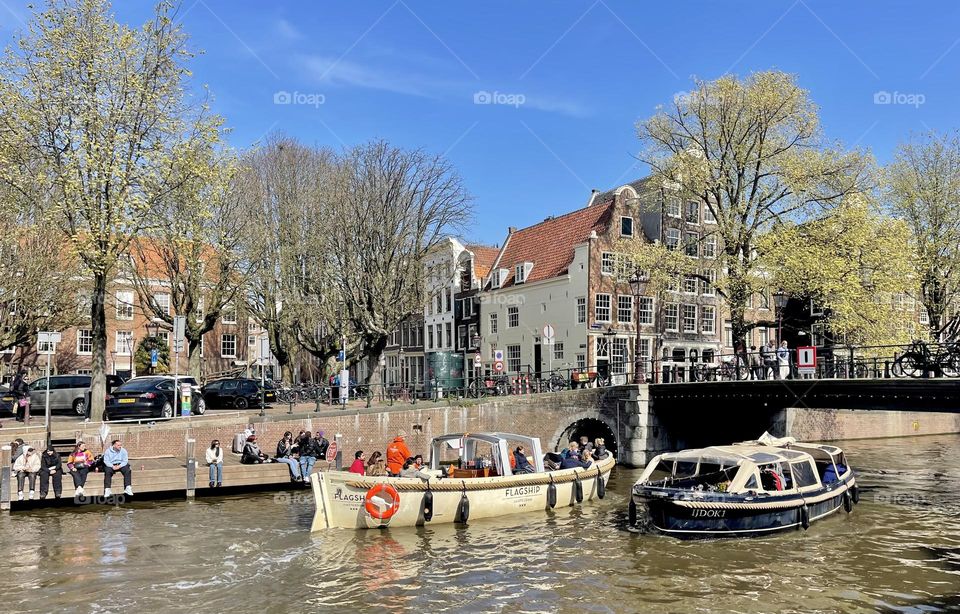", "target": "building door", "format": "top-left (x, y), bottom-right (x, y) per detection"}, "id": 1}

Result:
top-left (533, 343), bottom-right (542, 379)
